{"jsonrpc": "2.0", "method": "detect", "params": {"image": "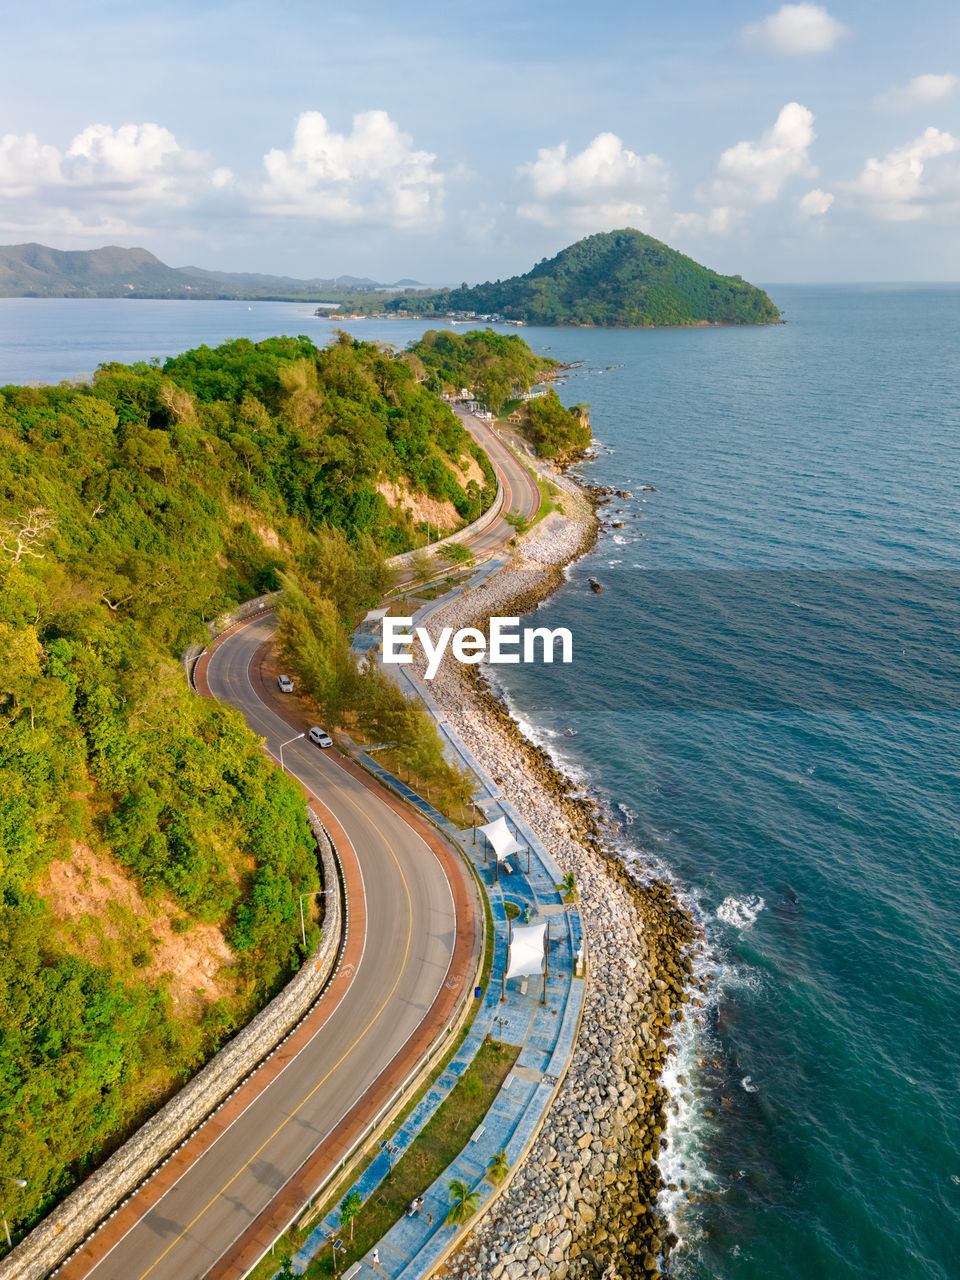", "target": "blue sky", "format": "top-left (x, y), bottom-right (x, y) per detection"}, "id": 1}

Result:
top-left (2, 1), bottom-right (959, 282)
